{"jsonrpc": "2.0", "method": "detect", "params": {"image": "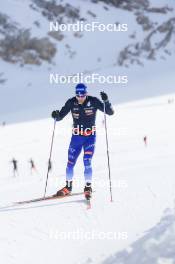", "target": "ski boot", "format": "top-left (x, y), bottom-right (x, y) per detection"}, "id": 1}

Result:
top-left (84, 183), bottom-right (92, 200)
top-left (55, 181), bottom-right (72, 197)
